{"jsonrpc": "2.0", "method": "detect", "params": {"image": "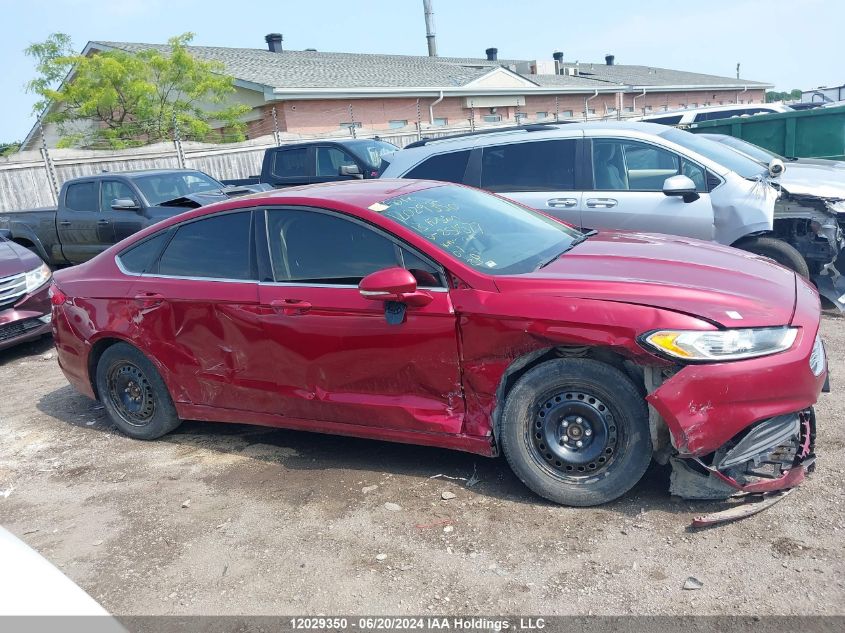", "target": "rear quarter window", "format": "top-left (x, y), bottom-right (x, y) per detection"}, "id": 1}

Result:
top-left (117, 232), bottom-right (170, 274)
